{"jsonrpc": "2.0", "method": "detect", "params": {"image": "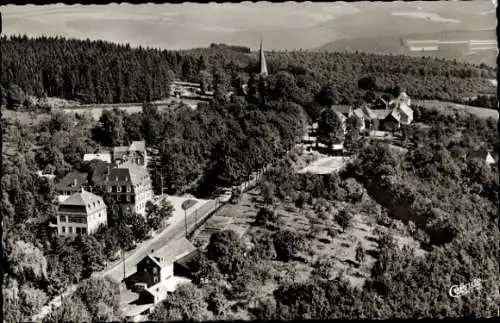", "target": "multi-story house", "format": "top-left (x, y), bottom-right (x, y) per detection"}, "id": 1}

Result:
top-left (131, 237), bottom-right (198, 304)
top-left (112, 141), bottom-right (148, 168)
top-left (56, 189), bottom-right (107, 236)
top-left (97, 162), bottom-right (154, 216)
